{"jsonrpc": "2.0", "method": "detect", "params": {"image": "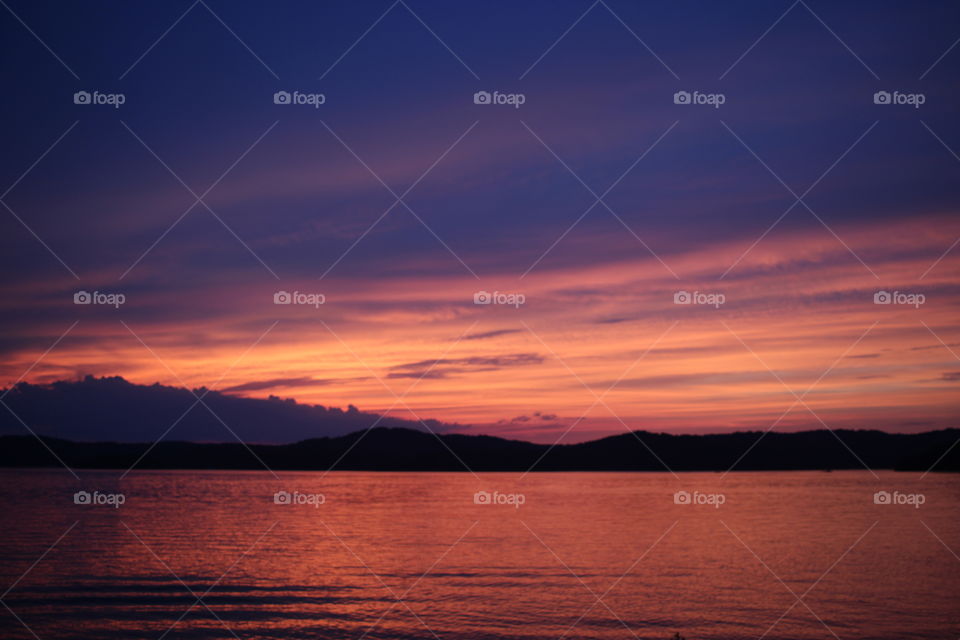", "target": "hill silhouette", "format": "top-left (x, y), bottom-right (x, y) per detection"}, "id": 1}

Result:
top-left (1, 427), bottom-right (957, 472)
top-left (1, 376), bottom-right (957, 472)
